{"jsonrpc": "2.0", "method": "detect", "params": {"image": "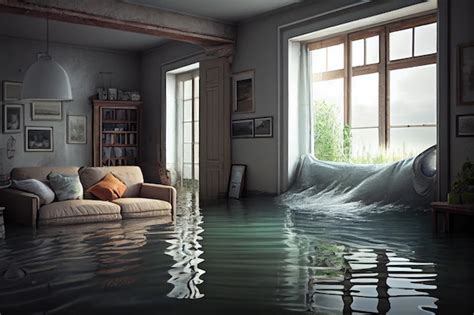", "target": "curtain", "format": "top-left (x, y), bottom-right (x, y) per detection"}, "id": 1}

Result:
top-left (298, 44), bottom-right (313, 155)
